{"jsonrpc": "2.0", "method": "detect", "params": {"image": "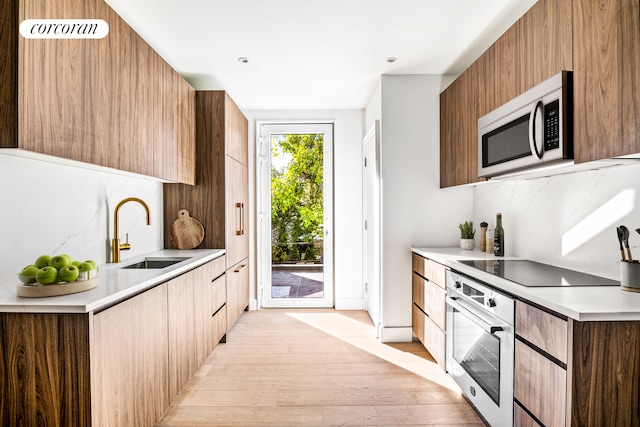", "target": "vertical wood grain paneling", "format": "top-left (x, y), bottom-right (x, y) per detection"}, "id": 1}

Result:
top-left (164, 91), bottom-right (226, 249)
top-left (571, 320), bottom-right (640, 426)
top-left (517, 0), bottom-right (573, 93)
top-left (514, 339), bottom-right (567, 427)
top-left (0, 0), bottom-right (18, 148)
top-left (0, 313), bottom-right (91, 426)
top-left (225, 94), bottom-right (249, 166)
top-left (91, 285), bottom-right (169, 426)
top-left (227, 260), bottom-right (249, 330)
top-left (573, 0), bottom-right (640, 162)
top-left (439, 63), bottom-right (481, 187)
top-left (14, 0), bottom-right (194, 182)
top-left (225, 156), bottom-right (249, 268)
top-left (167, 272), bottom-right (196, 400)
top-left (516, 301), bottom-right (568, 364)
